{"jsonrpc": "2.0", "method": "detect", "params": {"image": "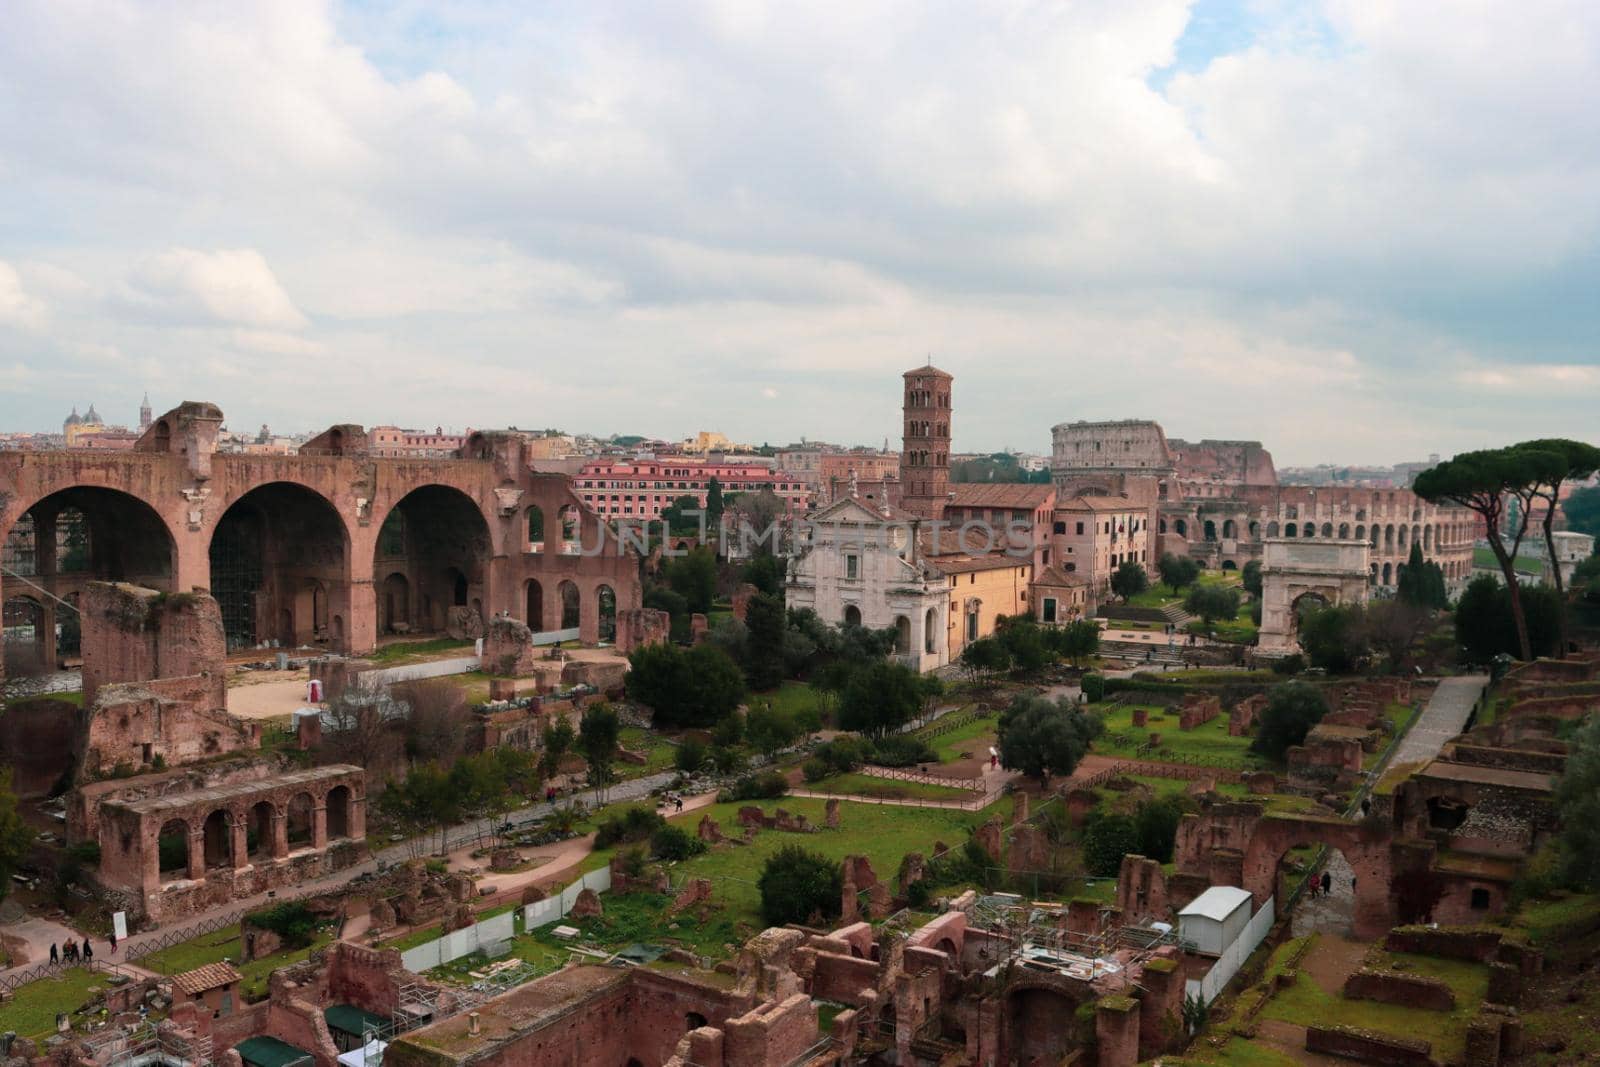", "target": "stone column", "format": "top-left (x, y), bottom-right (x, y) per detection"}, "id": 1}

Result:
top-left (271, 808), bottom-right (289, 859)
top-left (312, 803), bottom-right (328, 850)
top-left (348, 793), bottom-right (367, 841)
top-left (231, 812), bottom-right (250, 869)
top-left (37, 600), bottom-right (58, 674)
top-left (186, 824), bottom-right (206, 881)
